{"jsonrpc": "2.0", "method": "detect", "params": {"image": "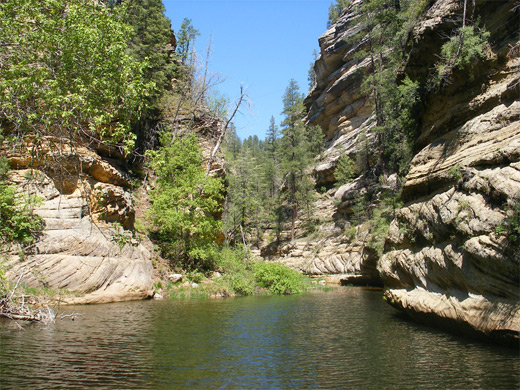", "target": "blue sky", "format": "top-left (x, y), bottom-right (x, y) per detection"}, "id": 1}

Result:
top-left (163, 0), bottom-right (332, 140)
